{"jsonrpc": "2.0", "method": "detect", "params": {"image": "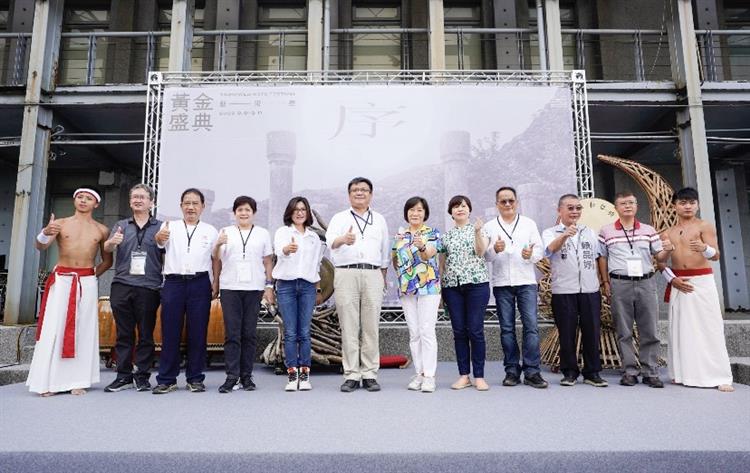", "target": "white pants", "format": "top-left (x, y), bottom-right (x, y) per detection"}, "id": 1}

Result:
top-left (401, 294), bottom-right (440, 377)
